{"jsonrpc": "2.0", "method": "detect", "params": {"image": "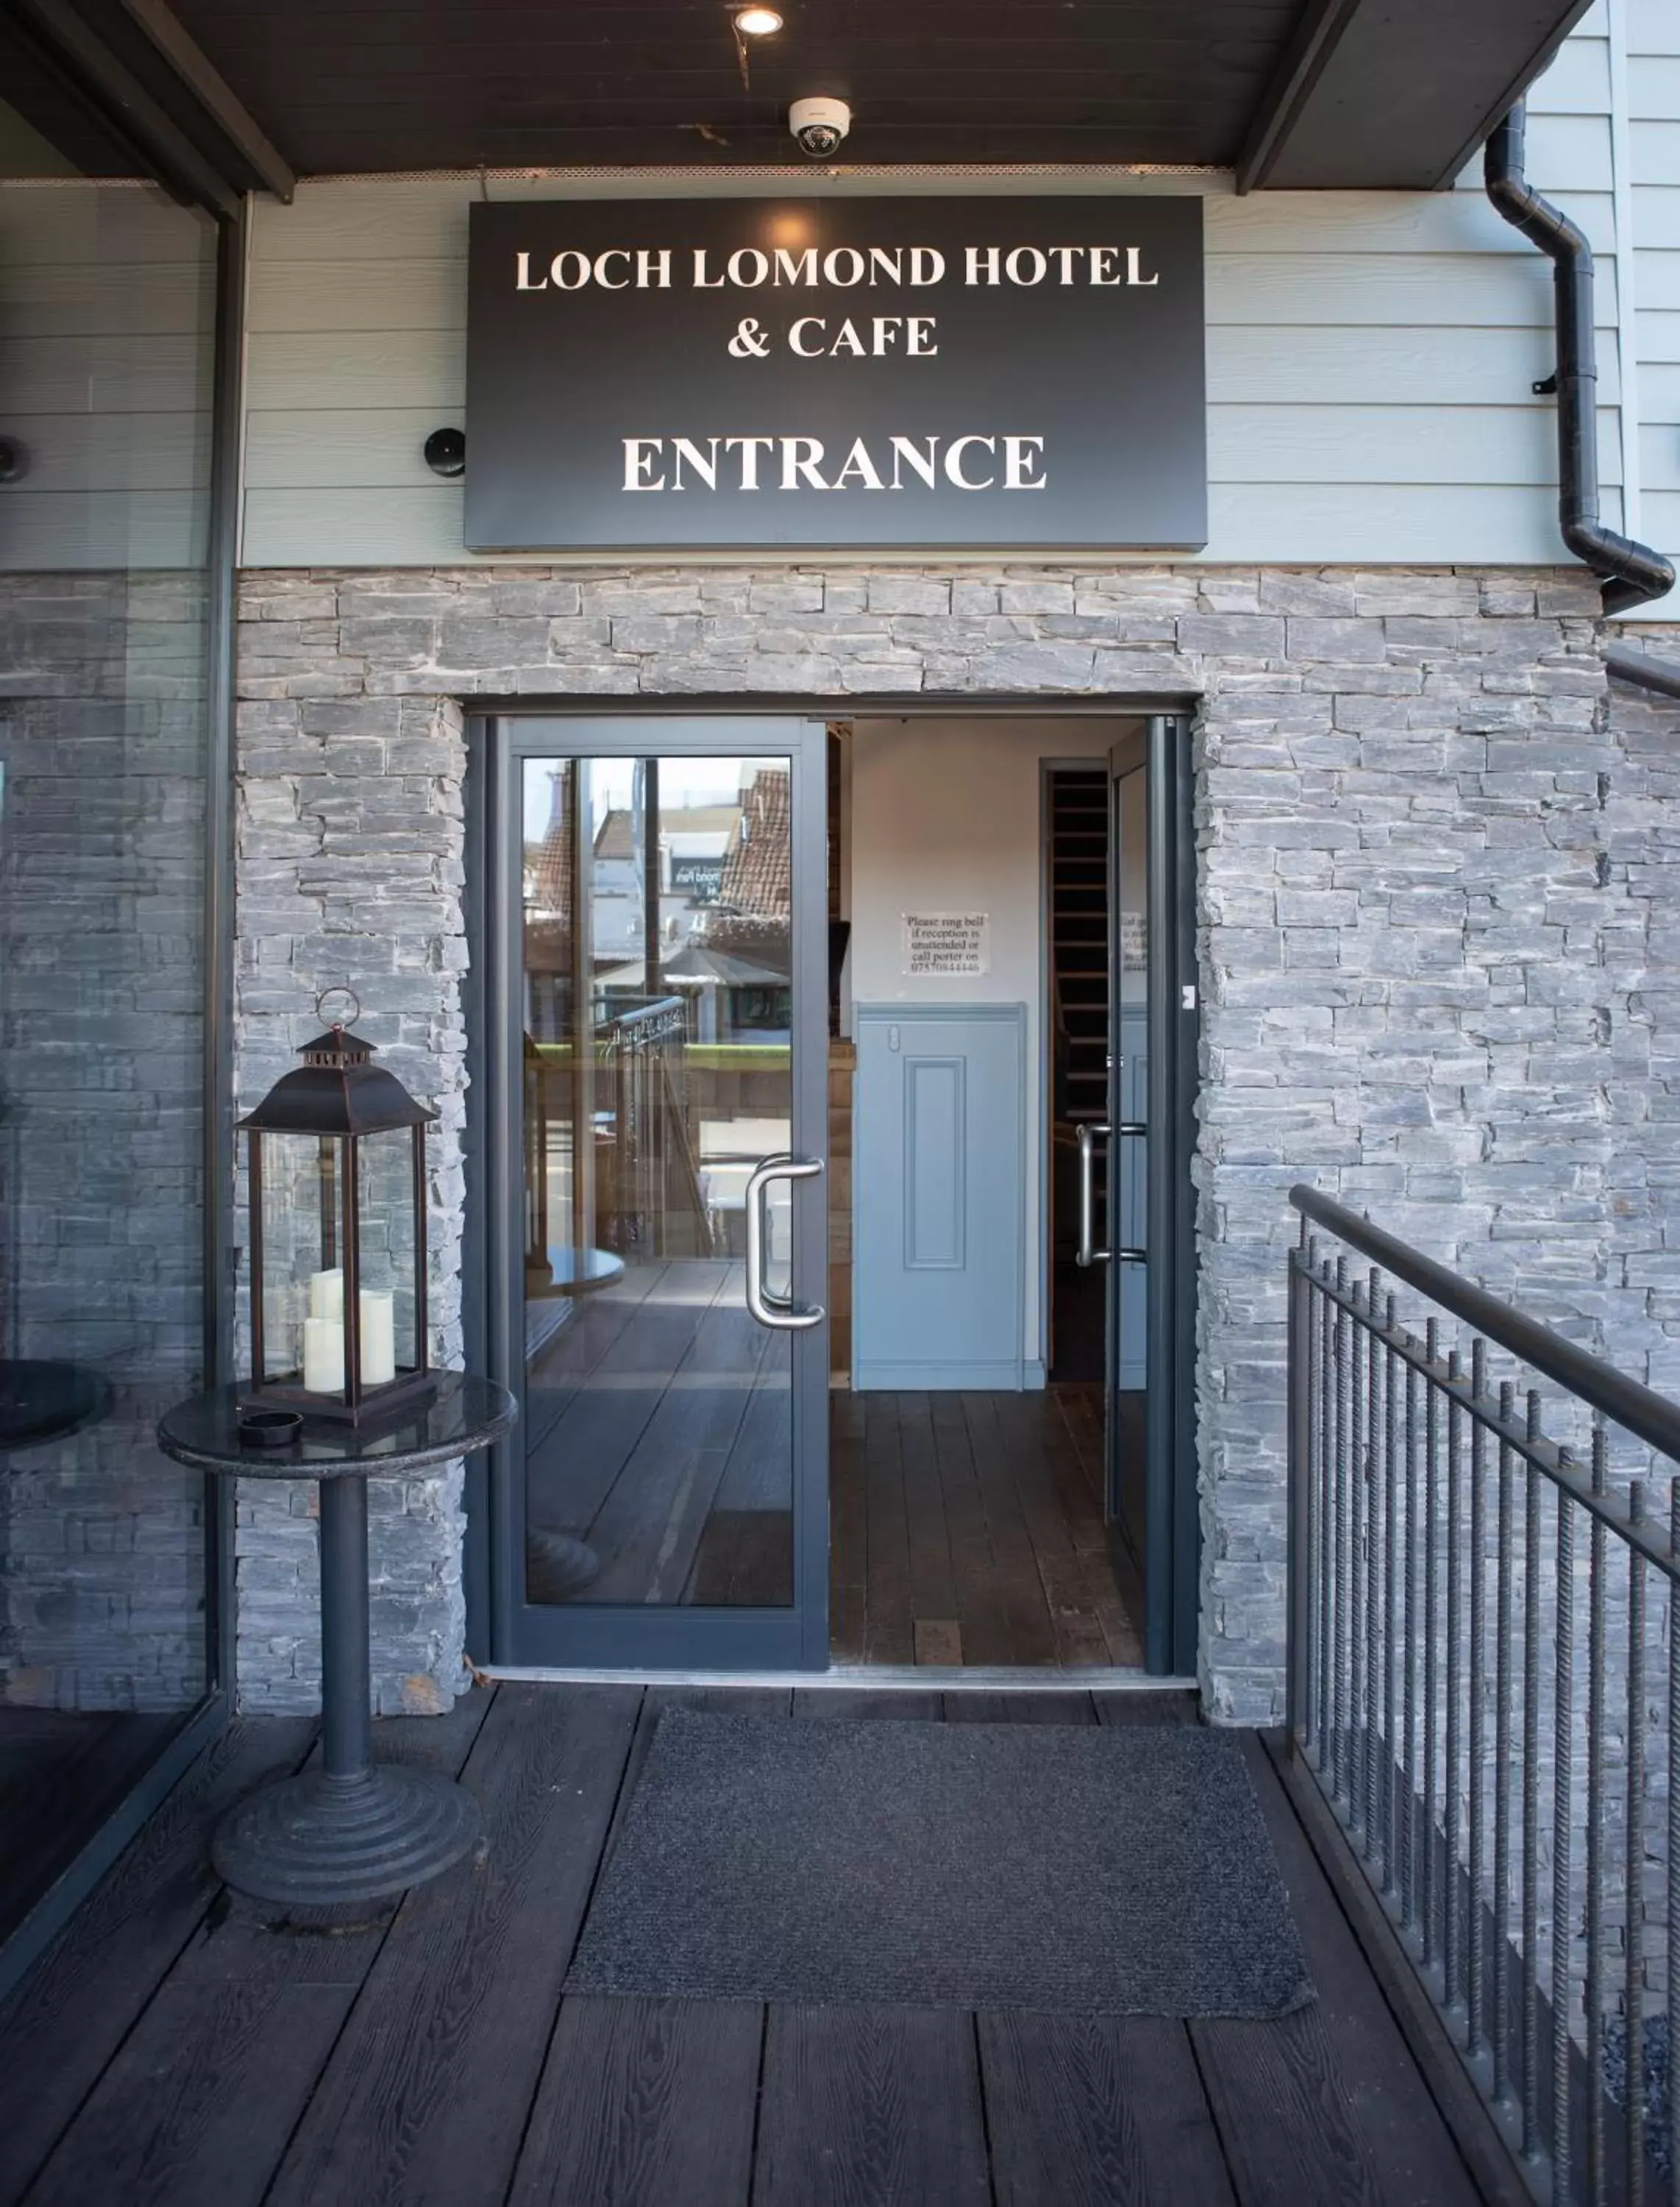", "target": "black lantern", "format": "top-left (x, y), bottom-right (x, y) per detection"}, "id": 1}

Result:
top-left (240, 995), bottom-right (437, 1425)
